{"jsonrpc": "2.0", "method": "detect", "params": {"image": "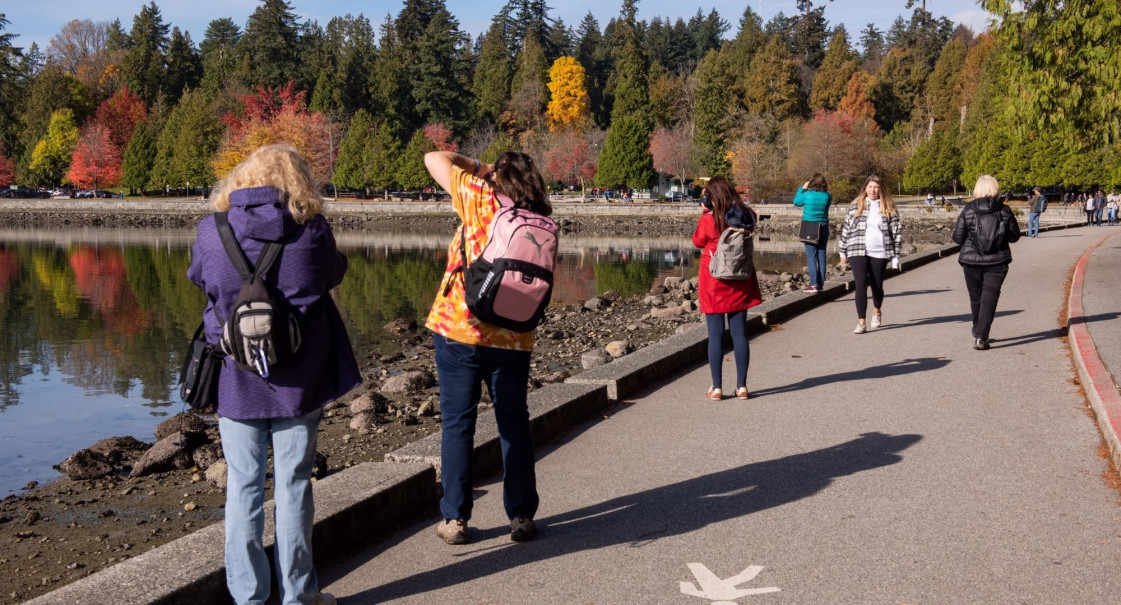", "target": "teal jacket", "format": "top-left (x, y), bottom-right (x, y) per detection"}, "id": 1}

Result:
top-left (793, 187), bottom-right (832, 222)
